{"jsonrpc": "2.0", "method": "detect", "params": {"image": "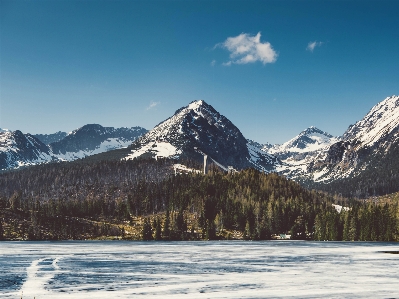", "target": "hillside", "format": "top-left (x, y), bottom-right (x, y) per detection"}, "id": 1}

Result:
top-left (0, 159), bottom-right (397, 241)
